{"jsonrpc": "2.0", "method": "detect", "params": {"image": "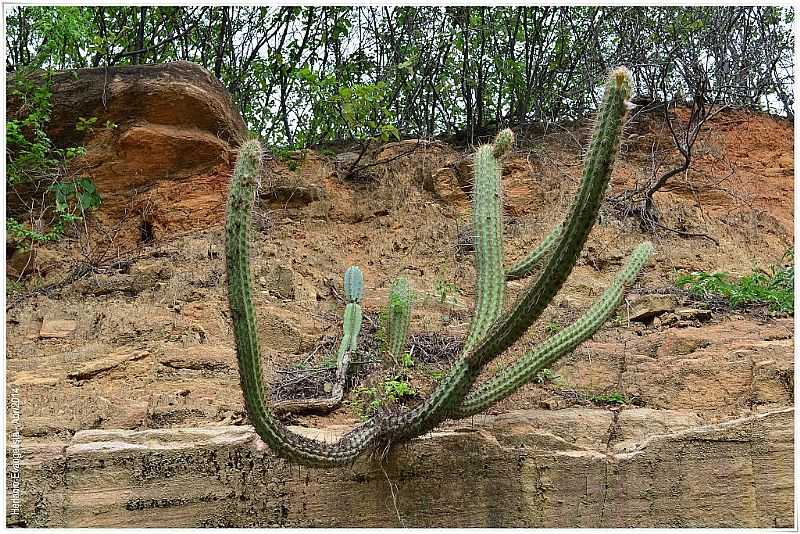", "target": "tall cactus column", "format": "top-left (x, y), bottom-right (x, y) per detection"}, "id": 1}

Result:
top-left (465, 67), bottom-right (634, 371)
